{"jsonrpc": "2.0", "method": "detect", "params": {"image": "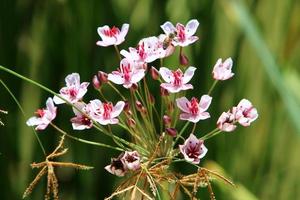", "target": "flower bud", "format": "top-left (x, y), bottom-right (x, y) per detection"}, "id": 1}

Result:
top-left (135, 101), bottom-right (143, 111)
top-left (130, 83), bottom-right (138, 92)
top-left (166, 128), bottom-right (177, 137)
top-left (160, 86), bottom-right (169, 96)
top-left (179, 52), bottom-right (189, 66)
top-left (149, 94), bottom-right (155, 105)
top-left (127, 118), bottom-right (136, 127)
top-left (141, 107), bottom-right (147, 115)
top-left (97, 71), bottom-right (108, 83)
top-left (150, 66), bottom-right (159, 80)
top-left (163, 115), bottom-right (172, 126)
top-left (92, 75), bottom-right (101, 89)
top-left (123, 100), bottom-right (130, 112)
